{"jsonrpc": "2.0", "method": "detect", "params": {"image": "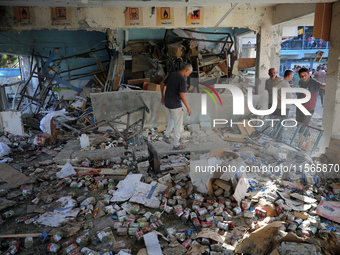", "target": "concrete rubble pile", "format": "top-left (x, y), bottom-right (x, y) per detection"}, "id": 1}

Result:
top-left (0, 124), bottom-right (339, 255)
